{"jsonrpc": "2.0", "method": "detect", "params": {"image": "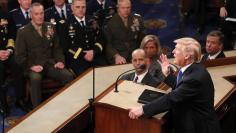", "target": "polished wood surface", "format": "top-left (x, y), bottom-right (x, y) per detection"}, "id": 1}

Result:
top-left (95, 103), bottom-right (163, 133)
